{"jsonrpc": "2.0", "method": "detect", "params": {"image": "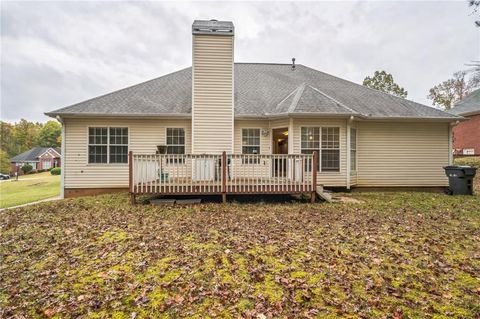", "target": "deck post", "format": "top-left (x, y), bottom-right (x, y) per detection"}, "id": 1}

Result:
top-left (222, 151), bottom-right (227, 203)
top-left (311, 151), bottom-right (317, 203)
top-left (129, 151), bottom-right (135, 205)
